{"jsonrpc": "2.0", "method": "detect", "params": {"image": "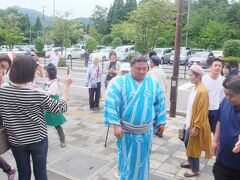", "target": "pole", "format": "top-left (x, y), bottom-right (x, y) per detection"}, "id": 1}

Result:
top-left (185, 0), bottom-right (191, 48)
top-left (29, 25), bottom-right (32, 45)
top-left (169, 0), bottom-right (184, 117)
top-left (53, 0), bottom-right (55, 17)
top-left (104, 124), bottom-right (110, 147)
